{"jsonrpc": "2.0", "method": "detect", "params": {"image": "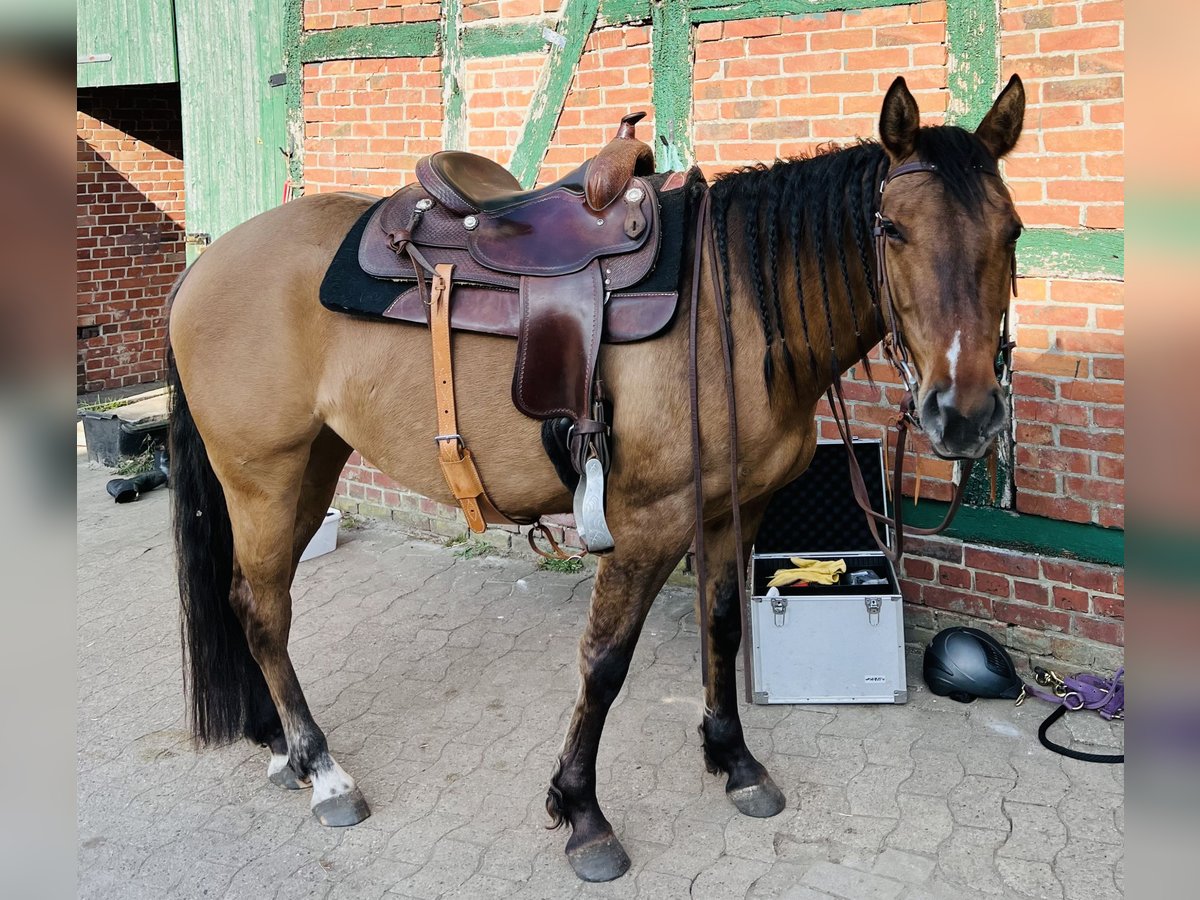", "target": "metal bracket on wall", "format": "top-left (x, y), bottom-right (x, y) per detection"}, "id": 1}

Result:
top-left (185, 233), bottom-right (211, 251)
top-left (268, 72), bottom-right (287, 87)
